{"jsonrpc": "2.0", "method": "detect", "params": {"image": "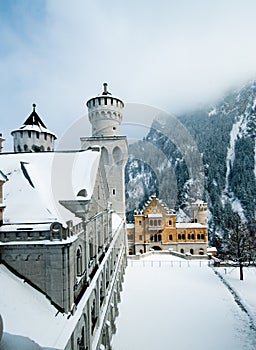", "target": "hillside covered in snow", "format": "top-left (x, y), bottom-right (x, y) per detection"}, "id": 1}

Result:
top-left (125, 80), bottom-right (256, 245)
